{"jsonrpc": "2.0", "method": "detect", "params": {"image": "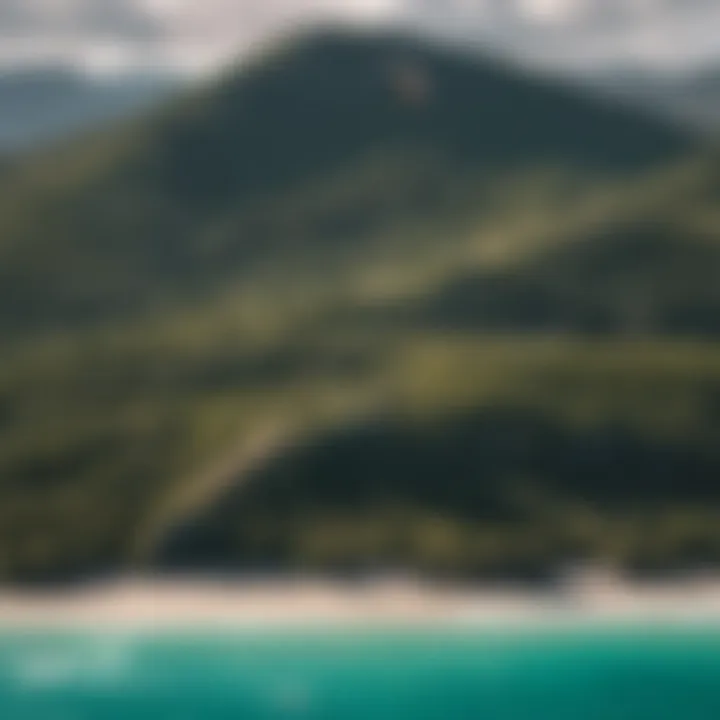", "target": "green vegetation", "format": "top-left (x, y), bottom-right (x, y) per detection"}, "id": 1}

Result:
top-left (0, 28), bottom-right (719, 583)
